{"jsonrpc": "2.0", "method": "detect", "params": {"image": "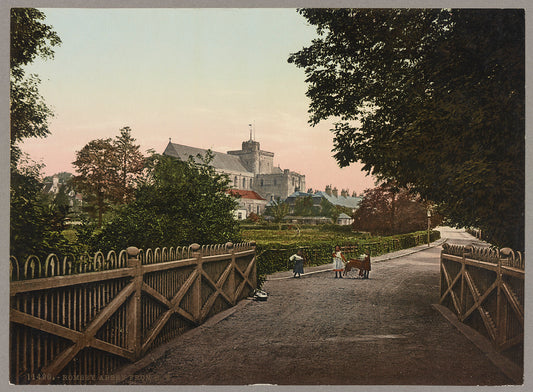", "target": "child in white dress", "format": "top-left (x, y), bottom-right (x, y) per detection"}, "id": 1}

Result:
top-left (332, 245), bottom-right (346, 278)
